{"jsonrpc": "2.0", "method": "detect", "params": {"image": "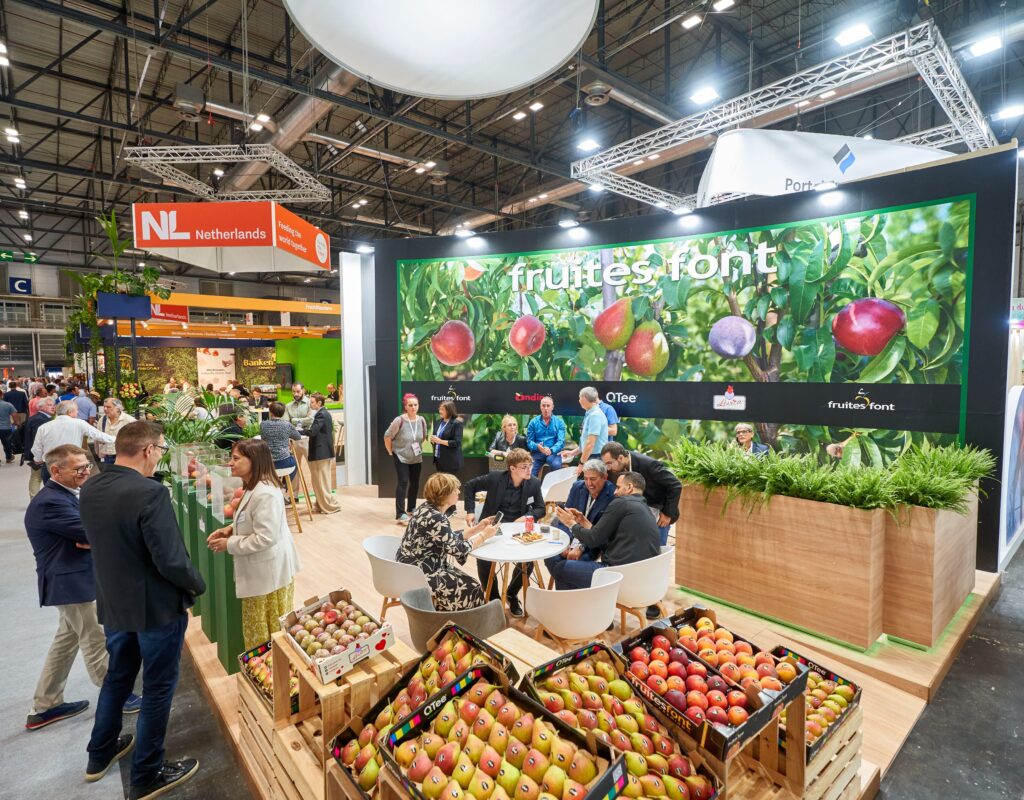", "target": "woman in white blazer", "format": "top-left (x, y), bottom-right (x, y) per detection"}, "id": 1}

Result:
top-left (207, 438), bottom-right (301, 648)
